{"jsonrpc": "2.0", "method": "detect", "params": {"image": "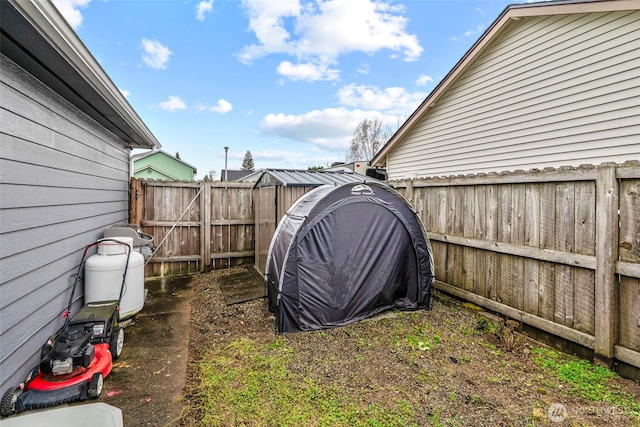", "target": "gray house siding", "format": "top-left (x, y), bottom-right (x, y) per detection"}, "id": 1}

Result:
top-left (372, 2), bottom-right (640, 180)
top-left (0, 53), bottom-right (131, 389)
